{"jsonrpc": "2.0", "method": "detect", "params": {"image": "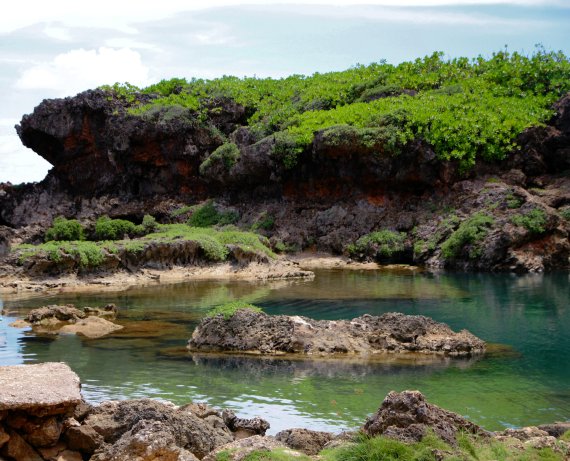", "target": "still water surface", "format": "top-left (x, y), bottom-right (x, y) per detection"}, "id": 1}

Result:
top-left (0, 269), bottom-right (568, 434)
